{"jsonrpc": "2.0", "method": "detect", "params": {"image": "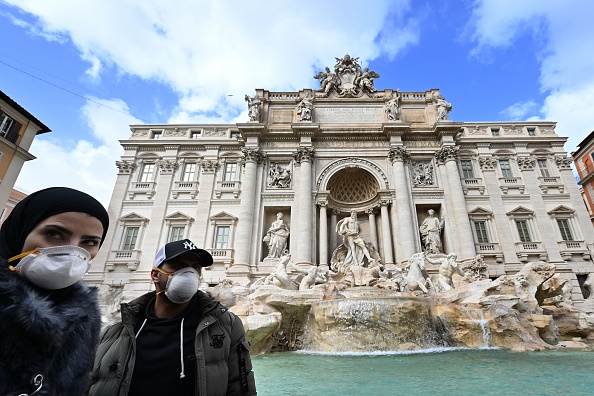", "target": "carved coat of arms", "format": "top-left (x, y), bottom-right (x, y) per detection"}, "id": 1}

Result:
top-left (314, 54), bottom-right (380, 97)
